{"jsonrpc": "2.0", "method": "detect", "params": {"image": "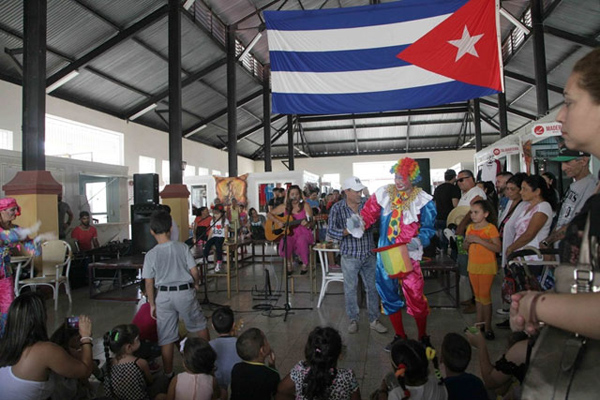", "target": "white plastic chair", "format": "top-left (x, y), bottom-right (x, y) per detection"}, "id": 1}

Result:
top-left (16, 240), bottom-right (72, 310)
top-left (314, 247), bottom-right (343, 308)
